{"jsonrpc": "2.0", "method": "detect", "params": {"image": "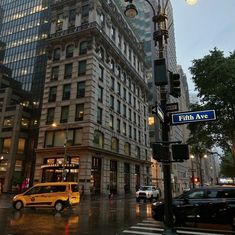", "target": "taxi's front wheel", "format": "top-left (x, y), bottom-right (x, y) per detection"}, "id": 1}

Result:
top-left (54, 201), bottom-right (64, 212)
top-left (14, 201), bottom-right (23, 211)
